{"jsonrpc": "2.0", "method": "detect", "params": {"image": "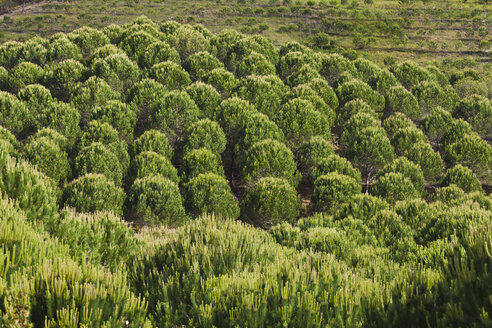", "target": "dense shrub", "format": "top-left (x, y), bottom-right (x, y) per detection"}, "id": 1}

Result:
top-left (376, 157), bottom-right (426, 196)
top-left (128, 174), bottom-right (186, 225)
top-left (382, 112), bottom-right (414, 139)
top-left (184, 172), bottom-right (240, 219)
top-left (453, 94), bottom-right (492, 137)
top-left (70, 76), bottom-right (121, 125)
top-left (79, 120), bottom-right (130, 173)
top-left (186, 82), bottom-right (222, 118)
top-left (151, 90), bottom-right (201, 144)
top-left (181, 148), bottom-right (224, 181)
top-left (75, 142), bottom-right (123, 185)
top-left (150, 61), bottom-right (192, 90)
top-left (275, 98), bottom-right (330, 147)
top-left (441, 164), bottom-right (482, 193)
top-left (63, 173), bottom-right (125, 215)
top-left (297, 136), bottom-right (334, 174)
top-left (23, 136), bottom-right (71, 186)
top-left (0, 150), bottom-right (59, 223)
top-left (311, 172), bottom-right (360, 213)
top-left (336, 79), bottom-right (385, 113)
top-left (90, 100), bottom-right (136, 144)
top-left (370, 172), bottom-right (420, 204)
top-left (308, 154), bottom-right (362, 186)
top-left (241, 177), bottom-right (300, 227)
top-left (130, 151), bottom-right (179, 184)
top-left (242, 139), bottom-right (300, 187)
top-left (0, 90), bottom-right (29, 136)
top-left (182, 119), bottom-right (226, 157)
top-left (385, 86), bottom-right (421, 119)
top-left (8, 61), bottom-right (45, 93)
